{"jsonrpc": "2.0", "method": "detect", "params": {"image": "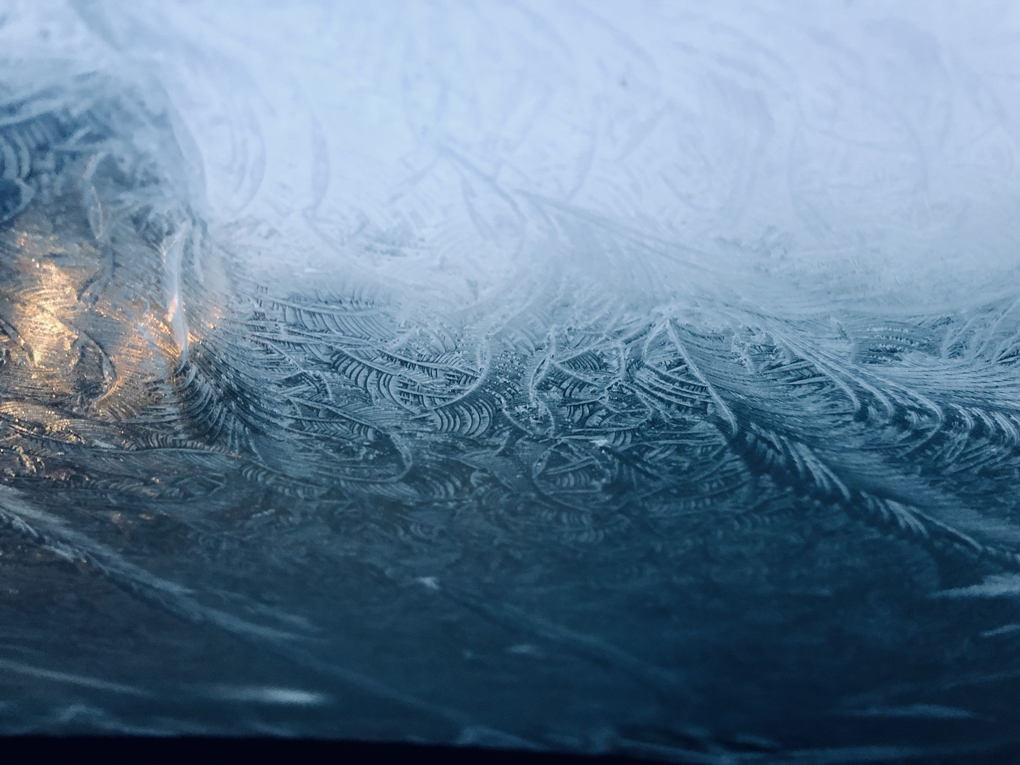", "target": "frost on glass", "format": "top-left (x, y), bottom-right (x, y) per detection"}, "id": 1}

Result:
top-left (1, 1), bottom-right (1020, 759)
